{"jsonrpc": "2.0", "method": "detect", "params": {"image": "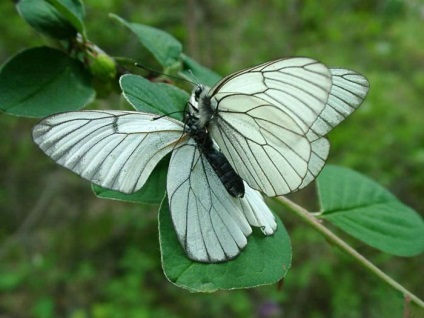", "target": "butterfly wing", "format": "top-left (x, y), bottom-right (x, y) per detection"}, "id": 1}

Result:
top-left (295, 69), bottom-right (369, 190)
top-left (208, 60), bottom-right (369, 196)
top-left (306, 68), bottom-right (370, 141)
top-left (208, 58), bottom-right (333, 196)
top-left (167, 139), bottom-right (276, 263)
top-left (210, 57), bottom-right (333, 132)
top-left (33, 110), bottom-right (185, 194)
top-left (240, 185), bottom-right (277, 235)
top-left (295, 137), bottom-right (330, 191)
